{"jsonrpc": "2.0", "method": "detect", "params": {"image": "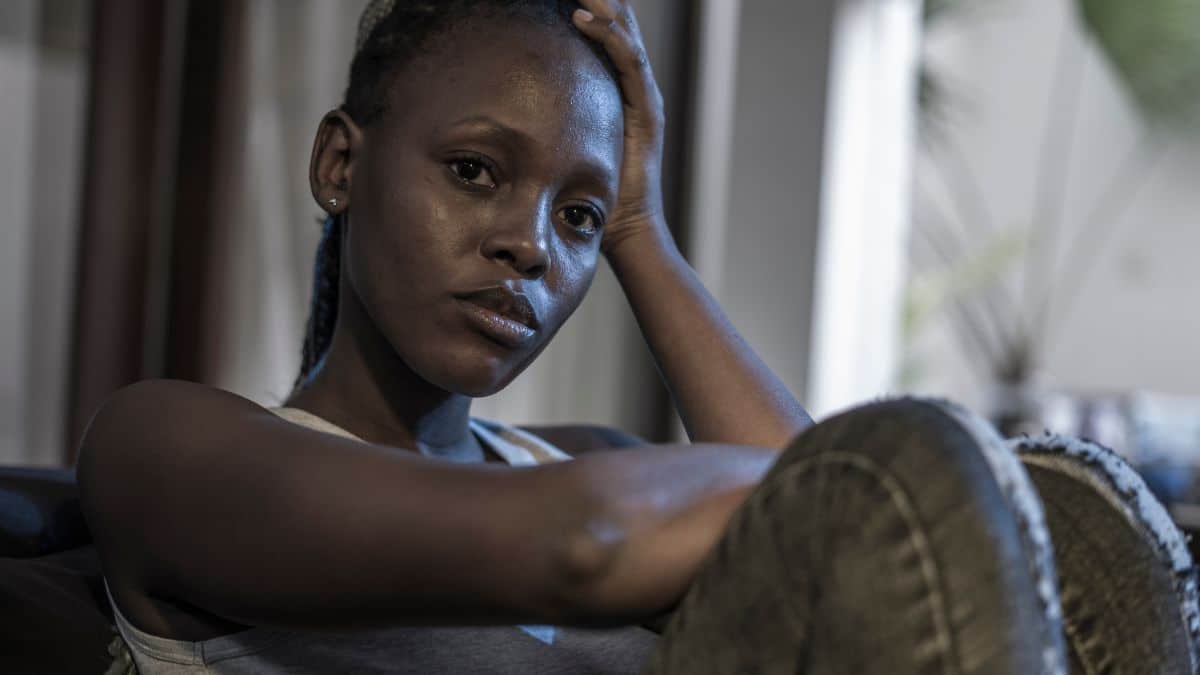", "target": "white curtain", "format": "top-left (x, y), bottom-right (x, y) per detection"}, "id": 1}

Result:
top-left (808, 0), bottom-right (922, 417)
top-left (0, 0), bottom-right (91, 466)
